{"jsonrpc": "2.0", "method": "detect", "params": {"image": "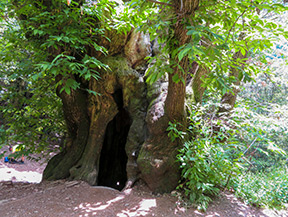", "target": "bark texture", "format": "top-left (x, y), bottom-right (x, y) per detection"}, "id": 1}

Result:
top-left (190, 64), bottom-right (208, 104)
top-left (44, 32), bottom-right (151, 190)
top-left (137, 0), bottom-right (199, 193)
